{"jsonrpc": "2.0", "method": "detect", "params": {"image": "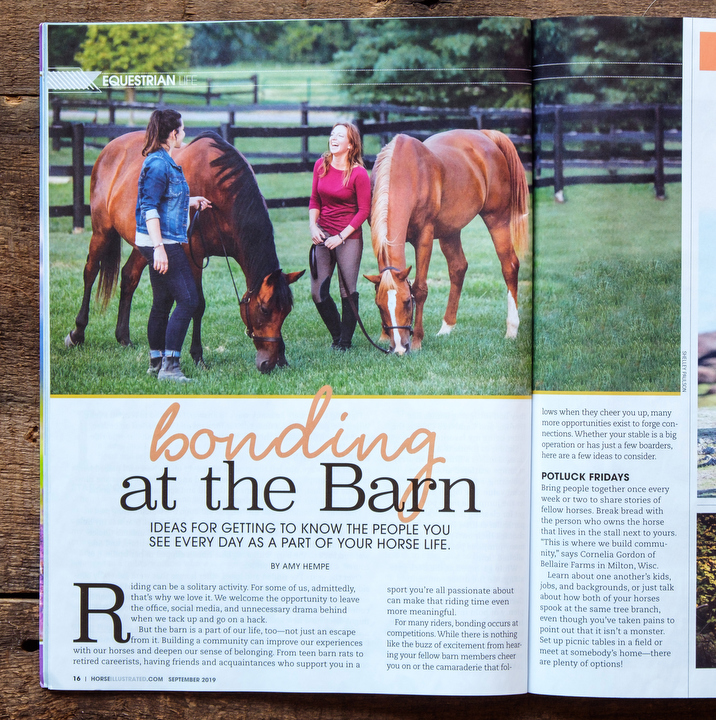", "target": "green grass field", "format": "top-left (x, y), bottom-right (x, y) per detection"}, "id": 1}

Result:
top-left (48, 199), bottom-right (533, 397)
top-left (533, 183), bottom-right (681, 393)
top-left (48, 178), bottom-right (680, 397)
